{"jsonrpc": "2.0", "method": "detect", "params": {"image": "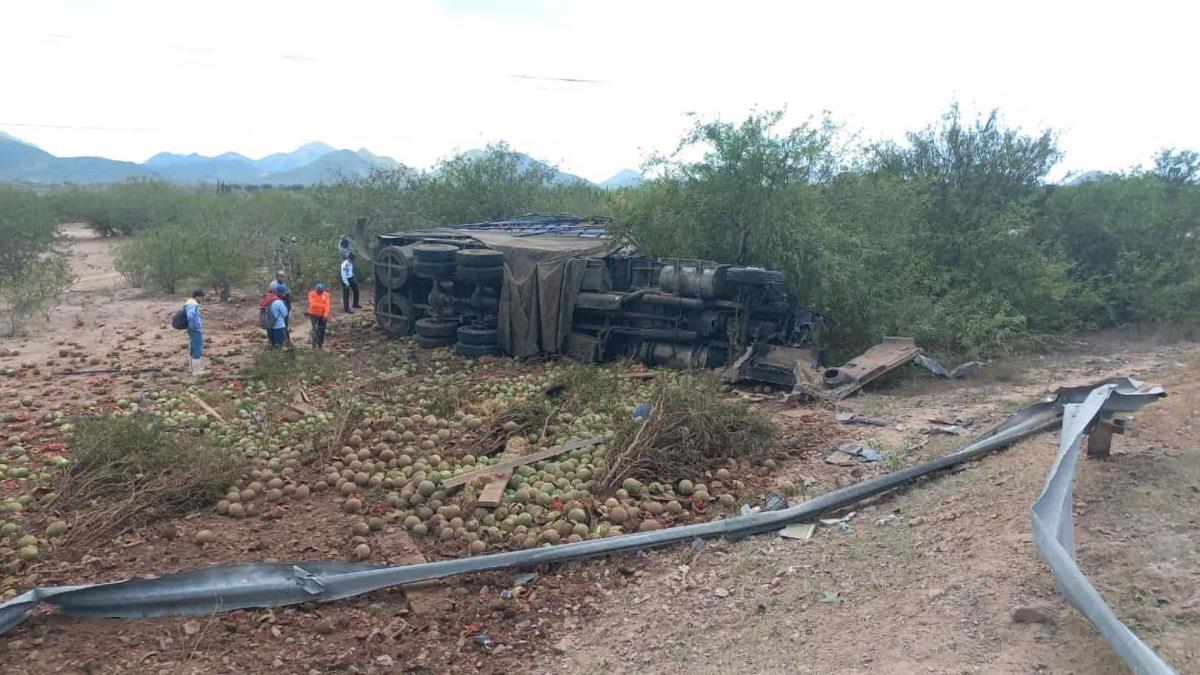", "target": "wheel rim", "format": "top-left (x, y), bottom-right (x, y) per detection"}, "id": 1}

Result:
top-left (376, 291), bottom-right (414, 335)
top-left (376, 246), bottom-right (409, 290)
